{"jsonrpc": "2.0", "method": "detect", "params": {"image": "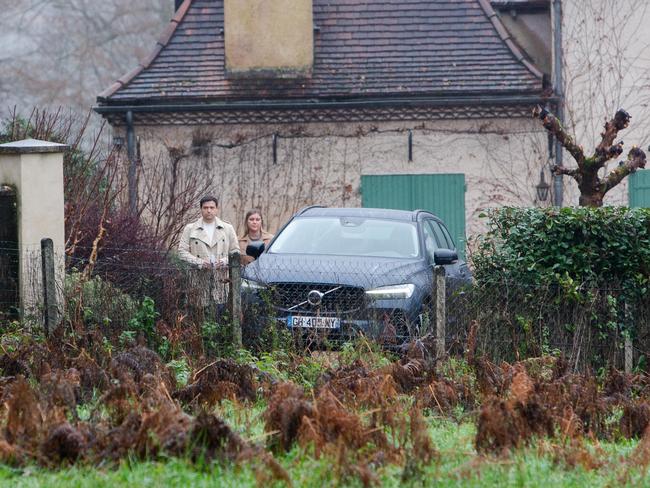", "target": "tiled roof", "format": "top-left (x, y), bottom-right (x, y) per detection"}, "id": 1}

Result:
top-left (491, 0), bottom-right (548, 7)
top-left (97, 0), bottom-right (544, 105)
